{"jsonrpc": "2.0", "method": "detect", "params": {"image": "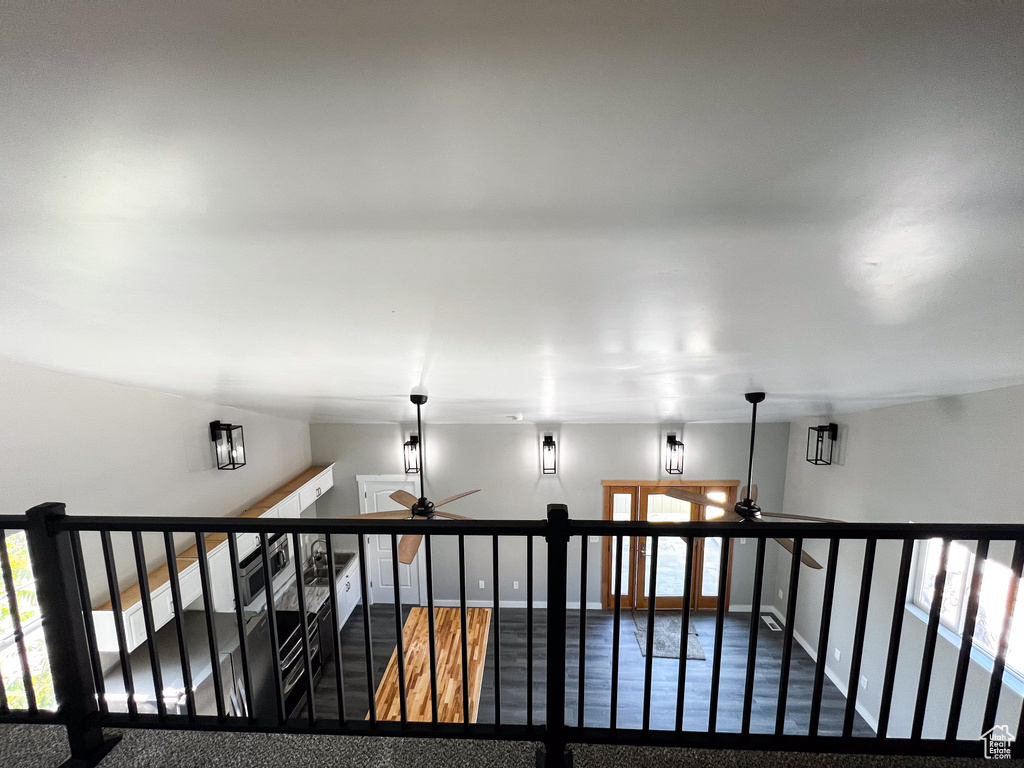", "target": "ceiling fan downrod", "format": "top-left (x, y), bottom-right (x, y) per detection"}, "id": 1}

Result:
top-left (409, 387), bottom-right (433, 516)
top-left (735, 391), bottom-right (765, 520)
